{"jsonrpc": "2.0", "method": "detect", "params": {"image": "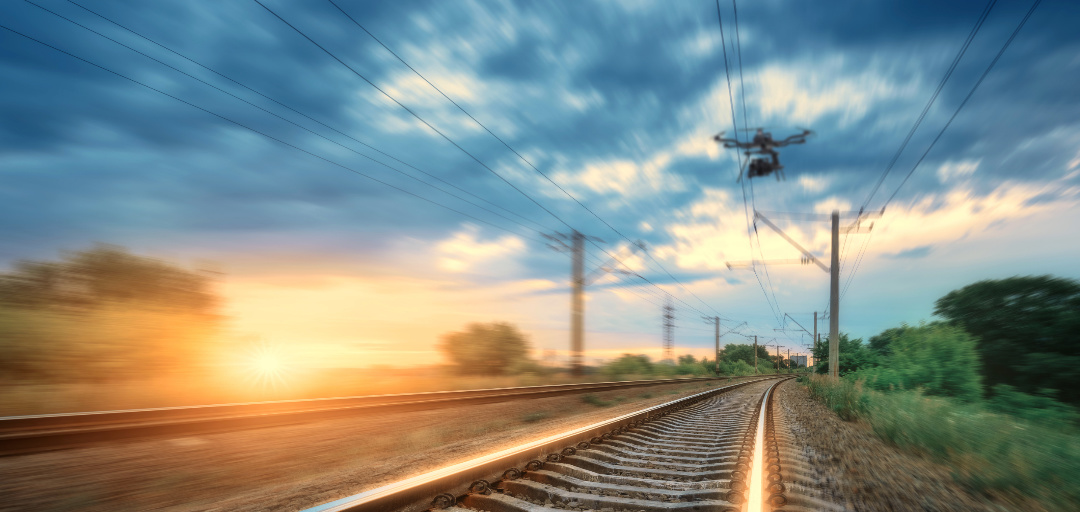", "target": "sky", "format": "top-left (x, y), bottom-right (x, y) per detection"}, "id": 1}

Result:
top-left (2, 0), bottom-right (1078, 369)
